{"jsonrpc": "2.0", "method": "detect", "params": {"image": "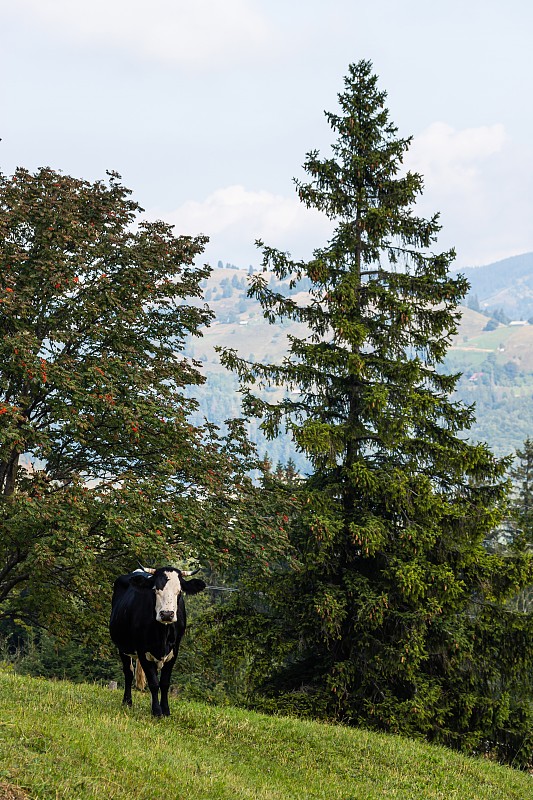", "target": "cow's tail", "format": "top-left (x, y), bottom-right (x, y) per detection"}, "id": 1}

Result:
top-left (135, 659), bottom-right (147, 692)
